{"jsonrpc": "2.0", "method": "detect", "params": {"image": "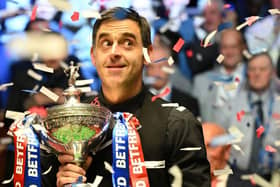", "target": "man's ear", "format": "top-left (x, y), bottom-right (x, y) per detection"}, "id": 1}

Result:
top-left (90, 46), bottom-right (96, 66)
top-left (143, 45), bottom-right (153, 65)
